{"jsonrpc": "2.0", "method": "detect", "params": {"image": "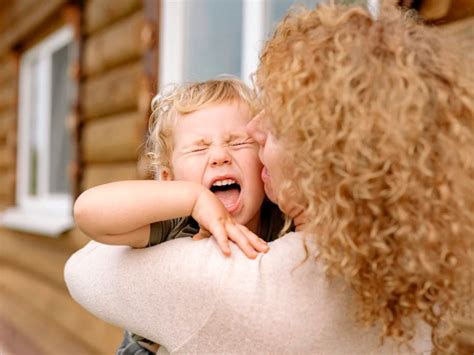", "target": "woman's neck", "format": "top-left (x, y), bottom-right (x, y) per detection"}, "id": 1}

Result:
top-left (292, 210), bottom-right (306, 232)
